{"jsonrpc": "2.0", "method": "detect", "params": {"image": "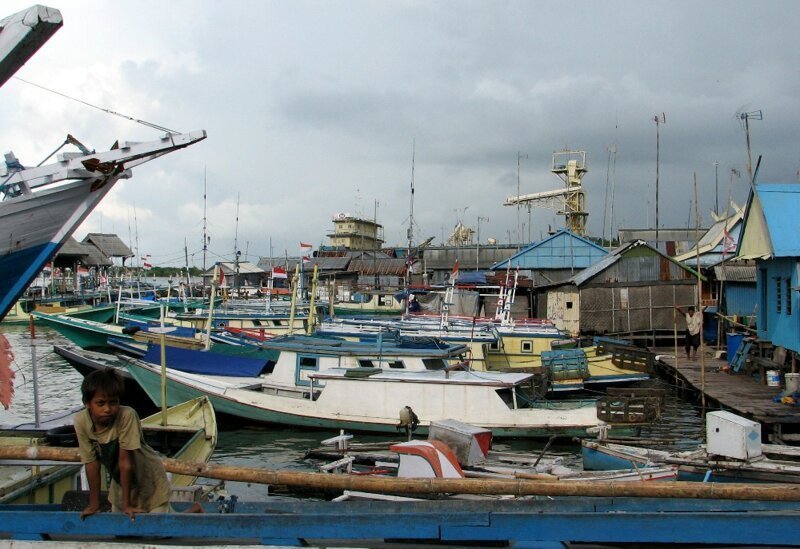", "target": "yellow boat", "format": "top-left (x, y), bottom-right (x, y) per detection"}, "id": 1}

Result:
top-left (0, 396), bottom-right (217, 504)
